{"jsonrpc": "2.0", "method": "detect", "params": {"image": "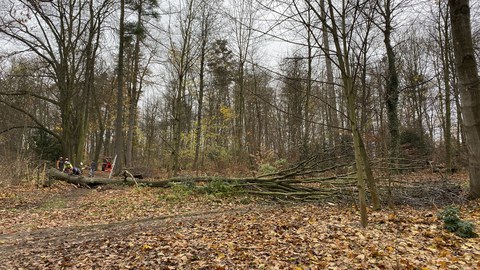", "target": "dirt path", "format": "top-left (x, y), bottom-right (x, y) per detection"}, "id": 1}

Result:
top-left (0, 206), bottom-right (253, 251)
top-left (0, 205), bottom-right (258, 269)
top-left (1, 180), bottom-right (479, 269)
